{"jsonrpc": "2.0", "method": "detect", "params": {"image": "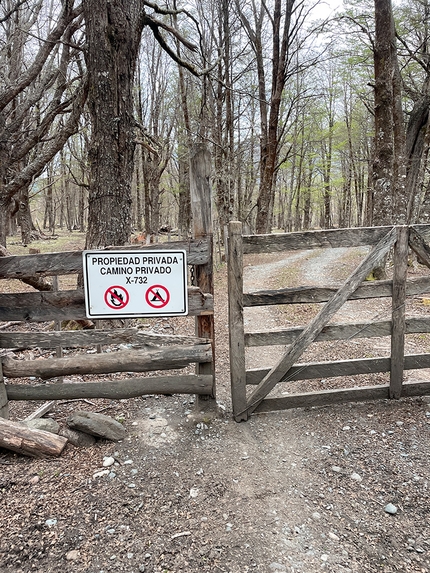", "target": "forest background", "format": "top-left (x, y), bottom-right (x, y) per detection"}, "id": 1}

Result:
top-left (1, 0), bottom-right (428, 251)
